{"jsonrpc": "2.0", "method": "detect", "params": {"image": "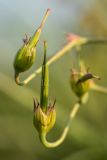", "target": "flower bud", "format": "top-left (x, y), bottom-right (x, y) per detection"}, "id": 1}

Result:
top-left (33, 98), bottom-right (56, 134)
